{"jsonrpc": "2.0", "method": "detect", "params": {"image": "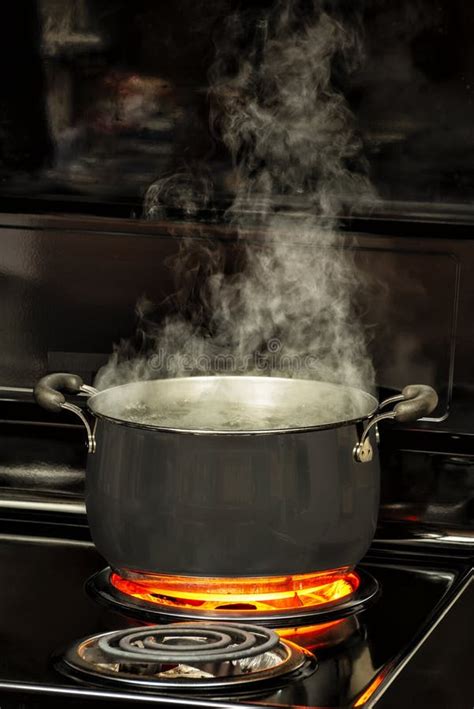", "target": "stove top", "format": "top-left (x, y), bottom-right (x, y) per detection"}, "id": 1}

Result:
top-left (0, 512), bottom-right (471, 708)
